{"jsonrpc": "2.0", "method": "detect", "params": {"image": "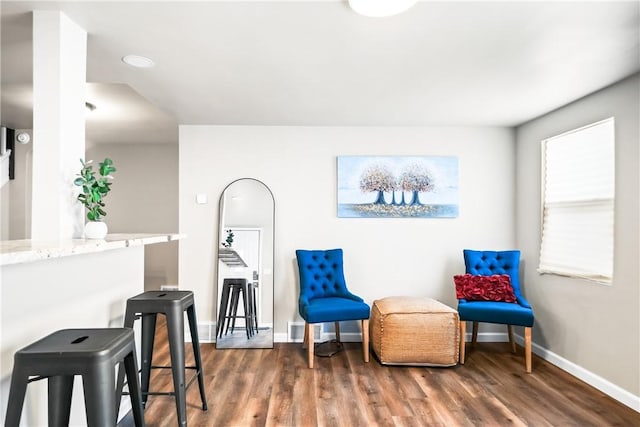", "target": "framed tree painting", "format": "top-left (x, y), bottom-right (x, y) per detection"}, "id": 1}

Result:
top-left (337, 156), bottom-right (459, 218)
